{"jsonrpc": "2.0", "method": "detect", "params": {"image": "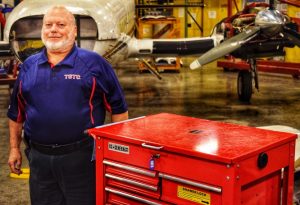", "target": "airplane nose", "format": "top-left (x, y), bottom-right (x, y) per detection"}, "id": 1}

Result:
top-left (255, 10), bottom-right (284, 26)
top-left (255, 10), bottom-right (284, 36)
